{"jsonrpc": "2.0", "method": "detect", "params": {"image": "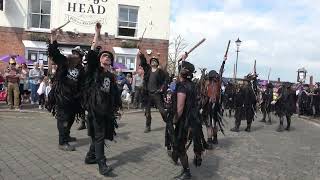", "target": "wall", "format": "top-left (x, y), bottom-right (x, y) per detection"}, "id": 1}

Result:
top-left (0, 0), bottom-right (170, 40)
